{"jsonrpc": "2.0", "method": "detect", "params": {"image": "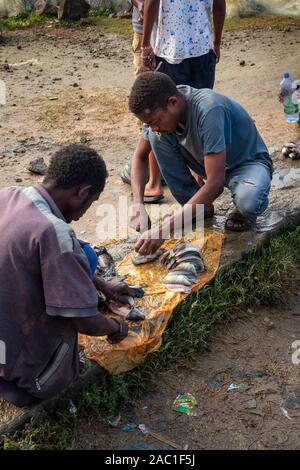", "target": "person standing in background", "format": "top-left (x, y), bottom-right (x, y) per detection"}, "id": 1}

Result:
top-left (121, 0), bottom-right (165, 203)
